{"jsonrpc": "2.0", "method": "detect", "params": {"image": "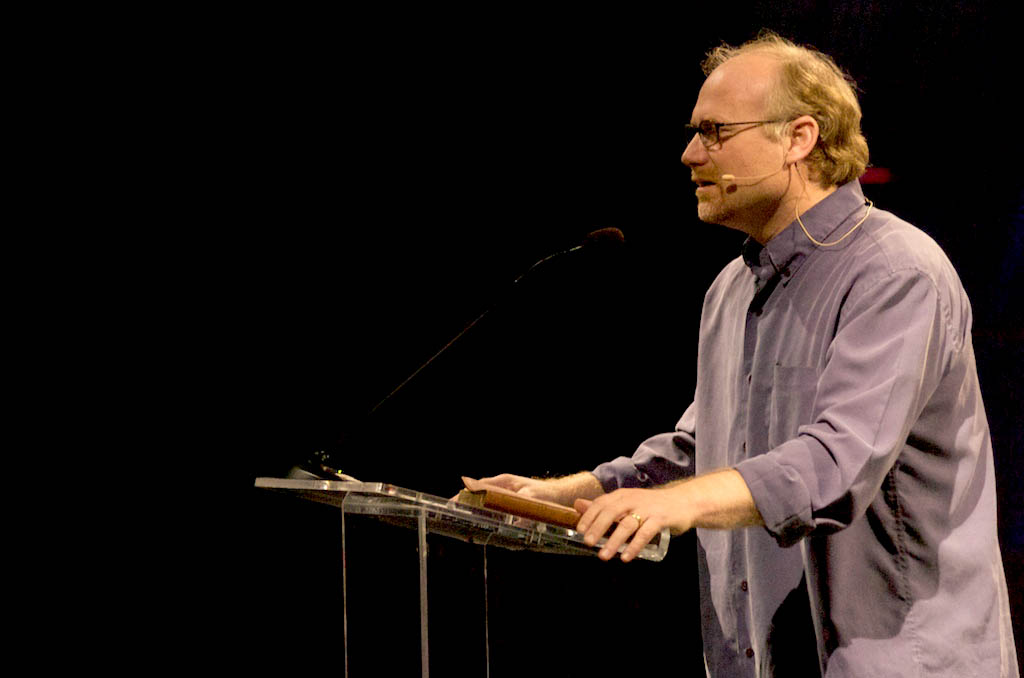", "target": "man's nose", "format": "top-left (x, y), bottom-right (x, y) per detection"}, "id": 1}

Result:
top-left (681, 133), bottom-right (708, 168)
